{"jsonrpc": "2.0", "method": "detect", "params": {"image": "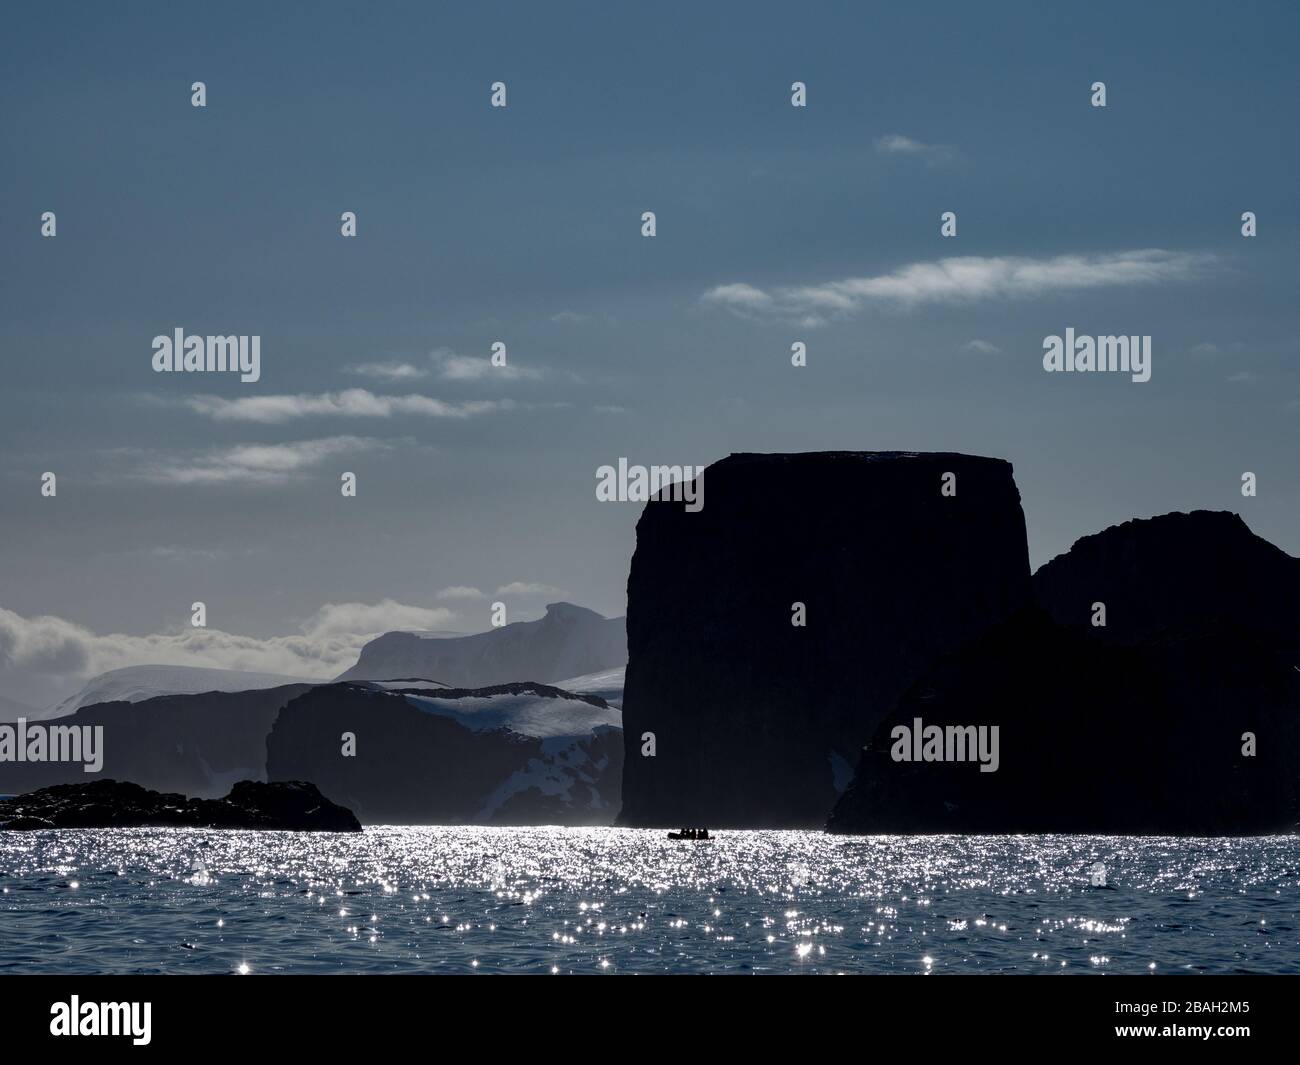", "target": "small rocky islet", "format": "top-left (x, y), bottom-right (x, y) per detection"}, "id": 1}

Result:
top-left (0, 778), bottom-right (360, 832)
